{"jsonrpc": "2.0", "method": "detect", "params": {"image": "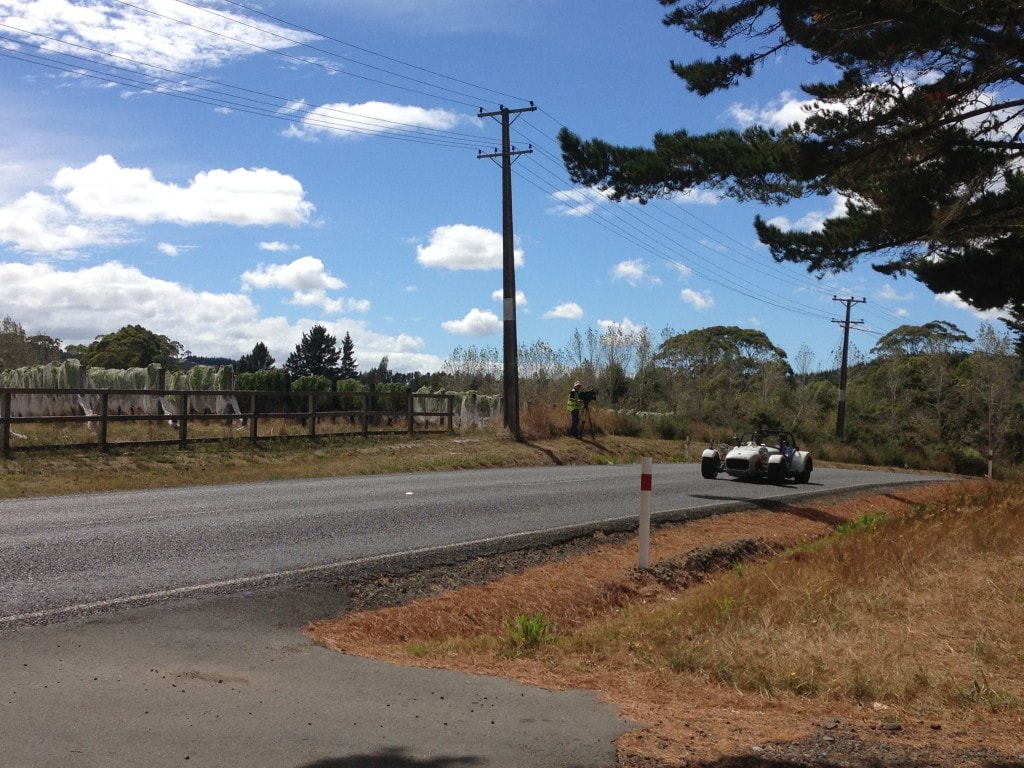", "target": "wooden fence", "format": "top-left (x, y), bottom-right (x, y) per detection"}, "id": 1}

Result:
top-left (0, 387), bottom-right (455, 457)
